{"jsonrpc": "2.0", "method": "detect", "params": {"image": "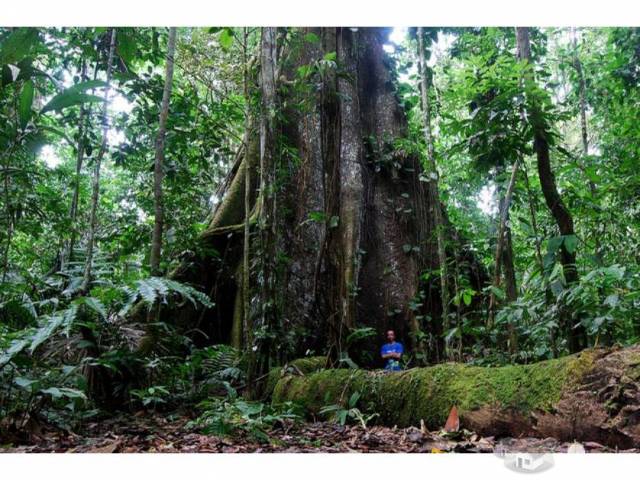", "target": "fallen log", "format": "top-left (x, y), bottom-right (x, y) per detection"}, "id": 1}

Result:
top-left (270, 345), bottom-right (640, 448)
